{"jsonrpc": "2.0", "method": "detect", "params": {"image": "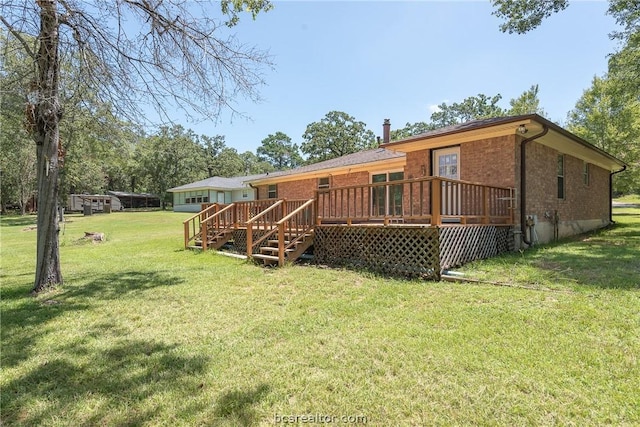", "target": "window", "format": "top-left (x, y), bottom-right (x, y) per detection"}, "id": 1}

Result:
top-left (242, 189), bottom-right (248, 198)
top-left (202, 197), bottom-right (209, 203)
top-left (268, 184), bottom-right (277, 199)
top-left (583, 162), bottom-right (590, 186)
top-left (438, 153), bottom-right (458, 179)
top-left (371, 171), bottom-right (404, 216)
top-left (318, 177), bottom-right (330, 189)
top-left (557, 155), bottom-right (565, 199)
